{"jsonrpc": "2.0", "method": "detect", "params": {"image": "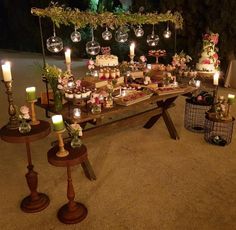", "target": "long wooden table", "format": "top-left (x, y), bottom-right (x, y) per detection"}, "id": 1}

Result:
top-left (40, 85), bottom-right (196, 140)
